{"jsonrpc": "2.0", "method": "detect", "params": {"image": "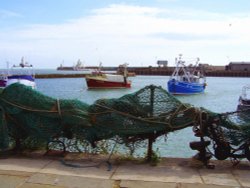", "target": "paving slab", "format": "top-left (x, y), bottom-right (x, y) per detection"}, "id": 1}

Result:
top-left (0, 174), bottom-right (28, 188)
top-left (120, 180), bottom-right (178, 188)
top-left (19, 182), bottom-right (66, 188)
top-left (0, 157), bottom-right (52, 173)
top-left (180, 183), bottom-right (242, 188)
top-left (232, 169), bottom-right (250, 188)
top-left (0, 169), bottom-right (33, 177)
top-left (199, 169), bottom-right (240, 187)
top-left (27, 173), bottom-right (114, 188)
top-left (112, 161), bottom-right (202, 184)
top-left (0, 155), bottom-right (249, 188)
top-left (39, 160), bottom-right (116, 179)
